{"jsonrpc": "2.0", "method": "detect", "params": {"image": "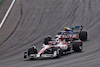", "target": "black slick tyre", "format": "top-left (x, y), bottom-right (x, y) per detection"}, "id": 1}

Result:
top-left (24, 52), bottom-right (27, 58)
top-left (79, 31), bottom-right (87, 41)
top-left (28, 48), bottom-right (37, 56)
top-left (73, 42), bottom-right (83, 52)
